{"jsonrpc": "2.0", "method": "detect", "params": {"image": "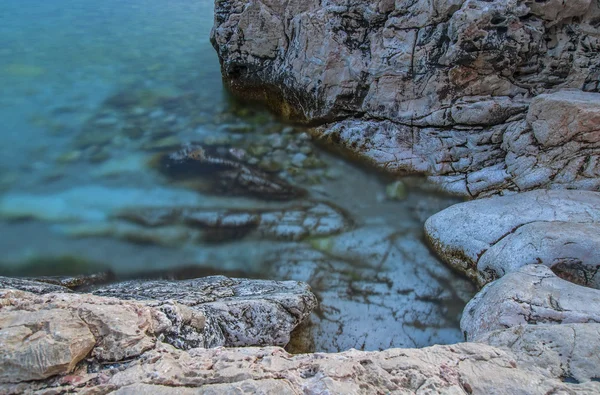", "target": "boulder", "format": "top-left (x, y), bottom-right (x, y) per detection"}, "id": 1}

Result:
top-left (461, 265), bottom-right (600, 340)
top-left (424, 189), bottom-right (600, 286)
